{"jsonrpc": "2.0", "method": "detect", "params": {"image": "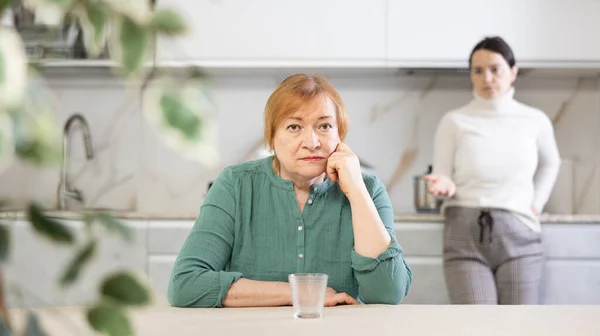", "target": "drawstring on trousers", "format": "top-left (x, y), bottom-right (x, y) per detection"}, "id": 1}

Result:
top-left (477, 210), bottom-right (494, 243)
